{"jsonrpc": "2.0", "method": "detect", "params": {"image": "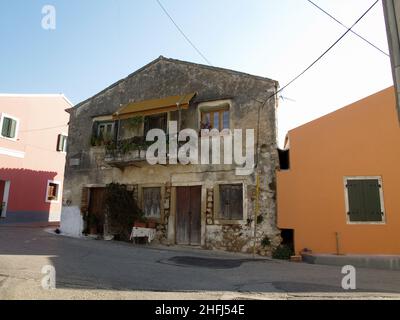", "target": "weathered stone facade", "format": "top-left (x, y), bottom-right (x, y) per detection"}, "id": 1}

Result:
top-left (61, 56), bottom-right (281, 256)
